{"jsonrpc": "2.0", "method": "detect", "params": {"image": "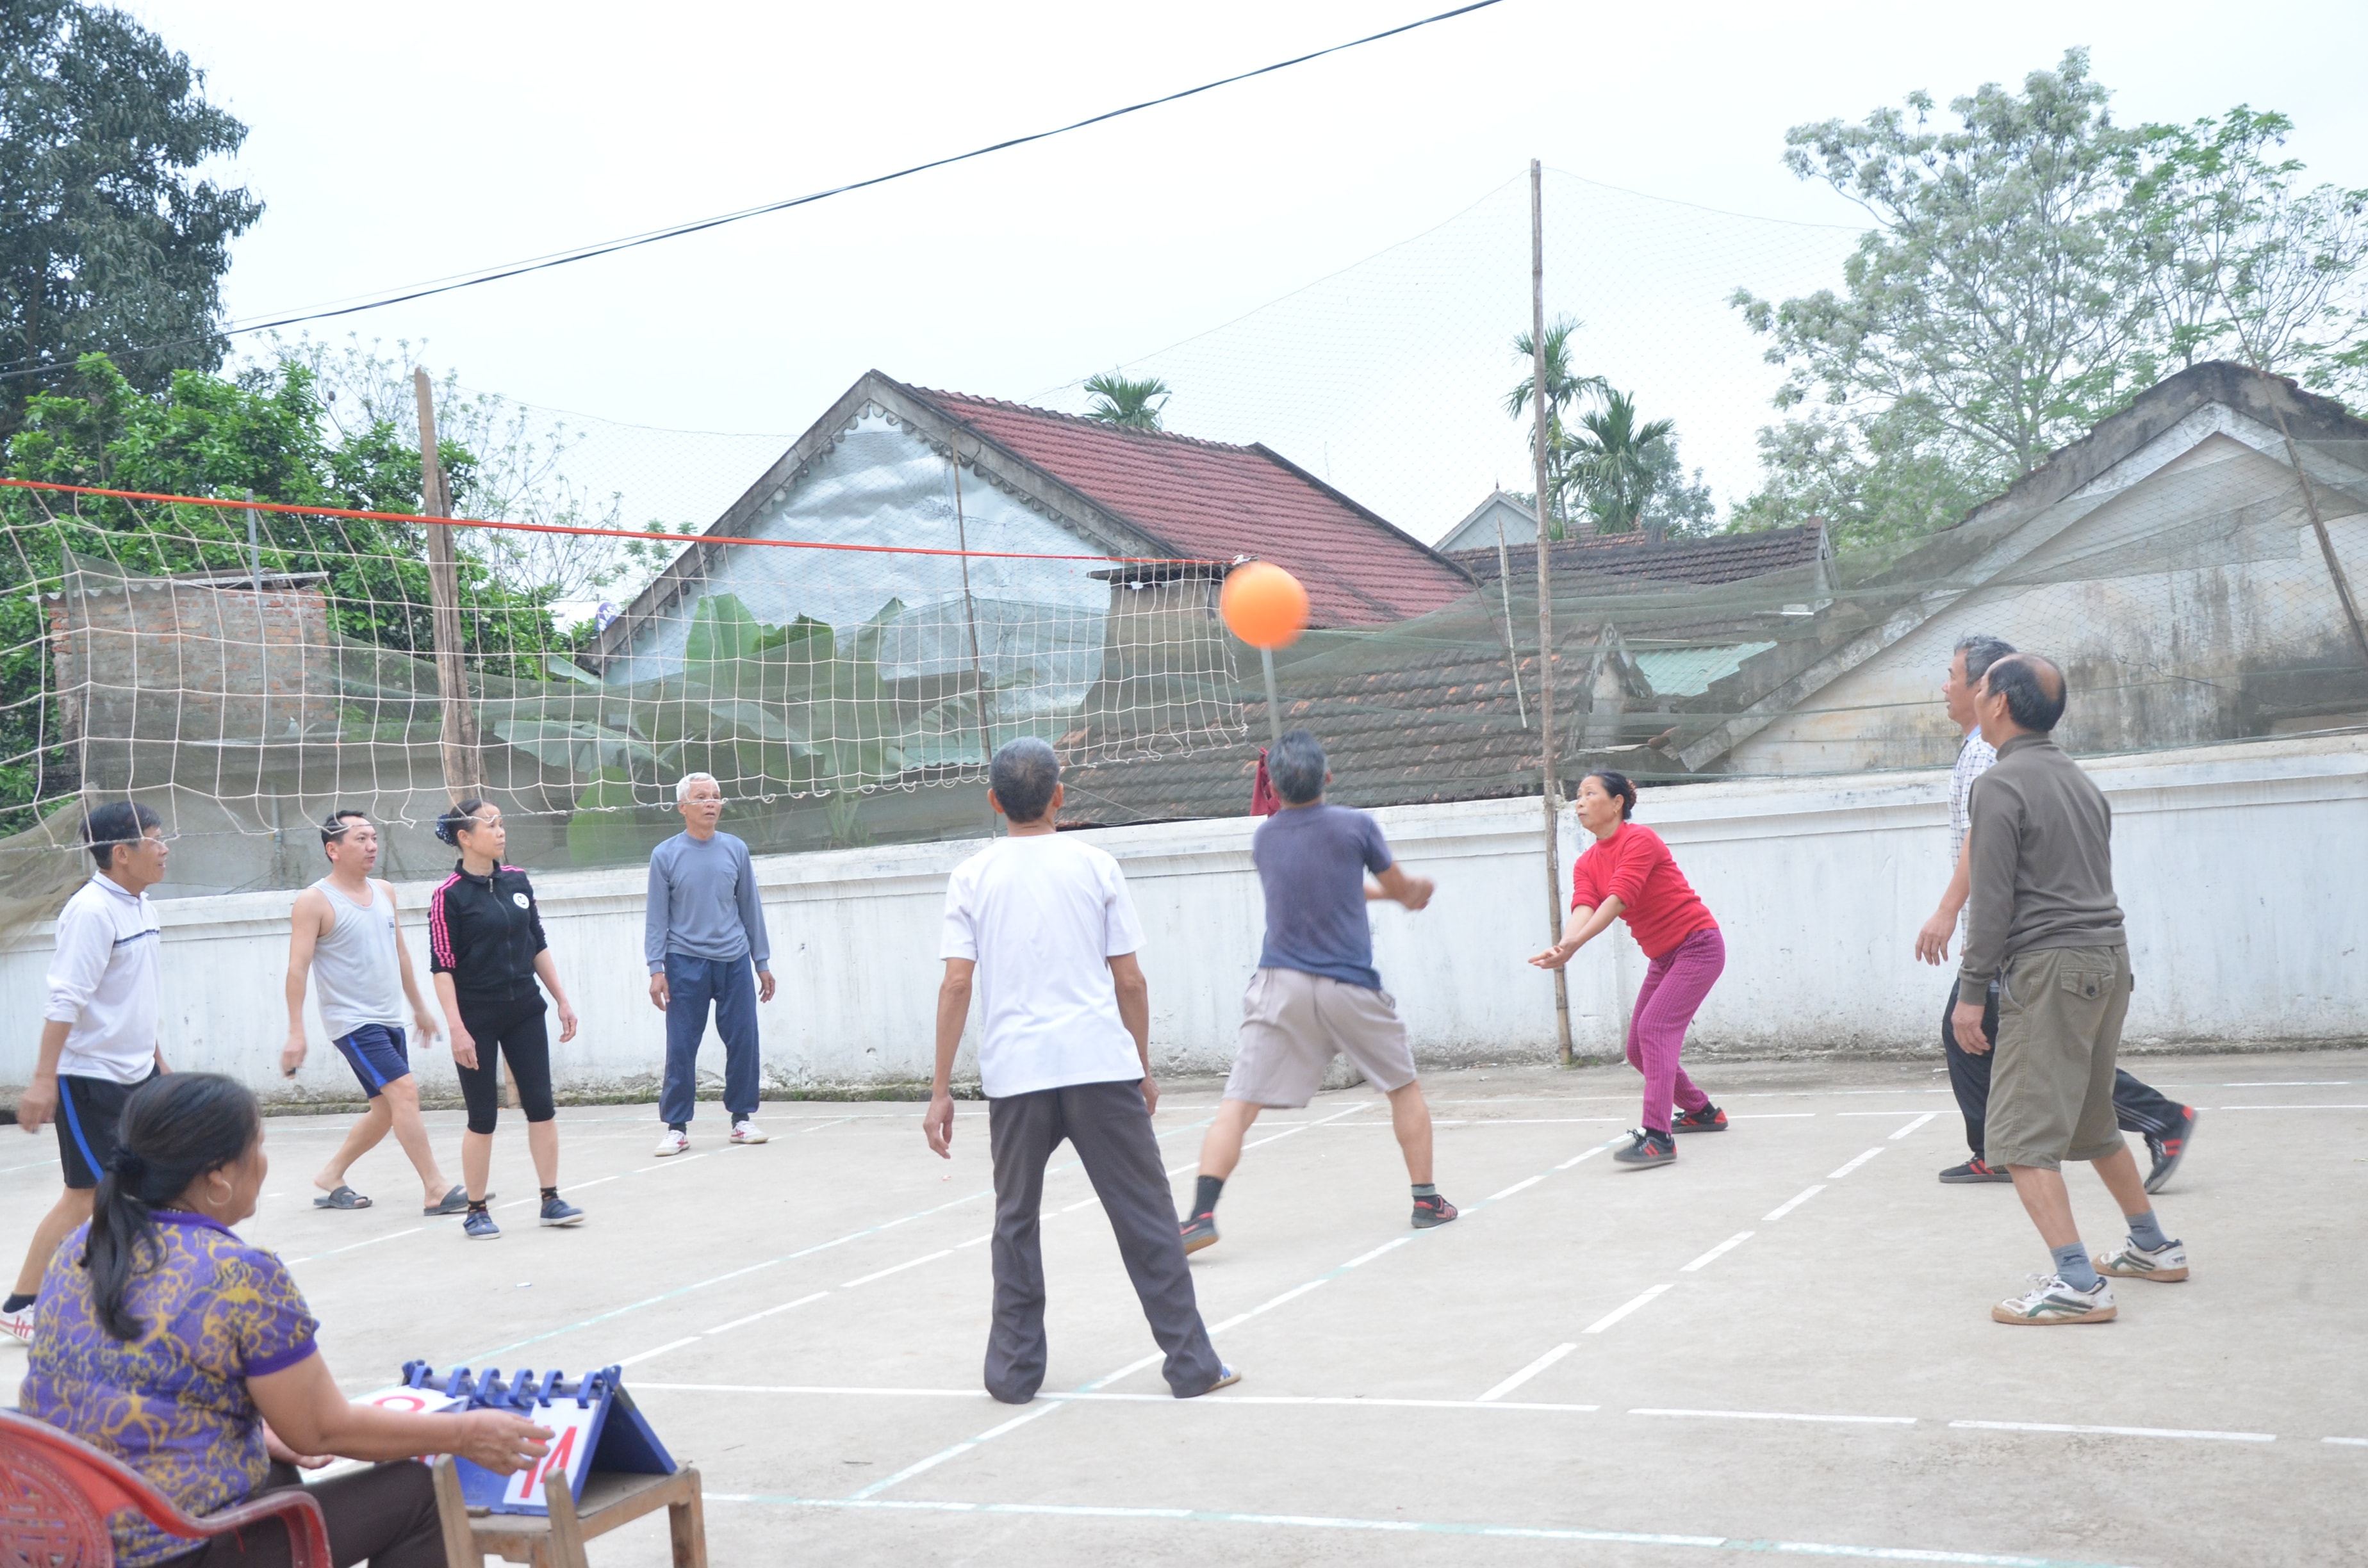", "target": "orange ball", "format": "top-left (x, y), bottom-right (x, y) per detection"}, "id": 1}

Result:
top-left (1221, 562), bottom-right (1310, 650)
